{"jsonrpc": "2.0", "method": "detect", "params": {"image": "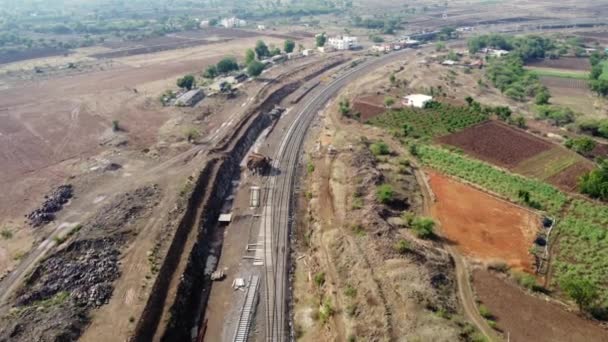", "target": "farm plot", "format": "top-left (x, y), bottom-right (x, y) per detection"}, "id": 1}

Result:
top-left (526, 57), bottom-right (590, 71)
top-left (546, 161), bottom-right (594, 191)
top-left (367, 103), bottom-right (487, 138)
top-left (553, 200), bottom-right (608, 308)
top-left (539, 76), bottom-right (598, 115)
top-left (438, 121), bottom-right (590, 191)
top-left (437, 121), bottom-right (553, 168)
top-left (472, 269), bottom-right (608, 342)
top-left (428, 171), bottom-right (540, 272)
top-left (416, 144), bottom-right (568, 214)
